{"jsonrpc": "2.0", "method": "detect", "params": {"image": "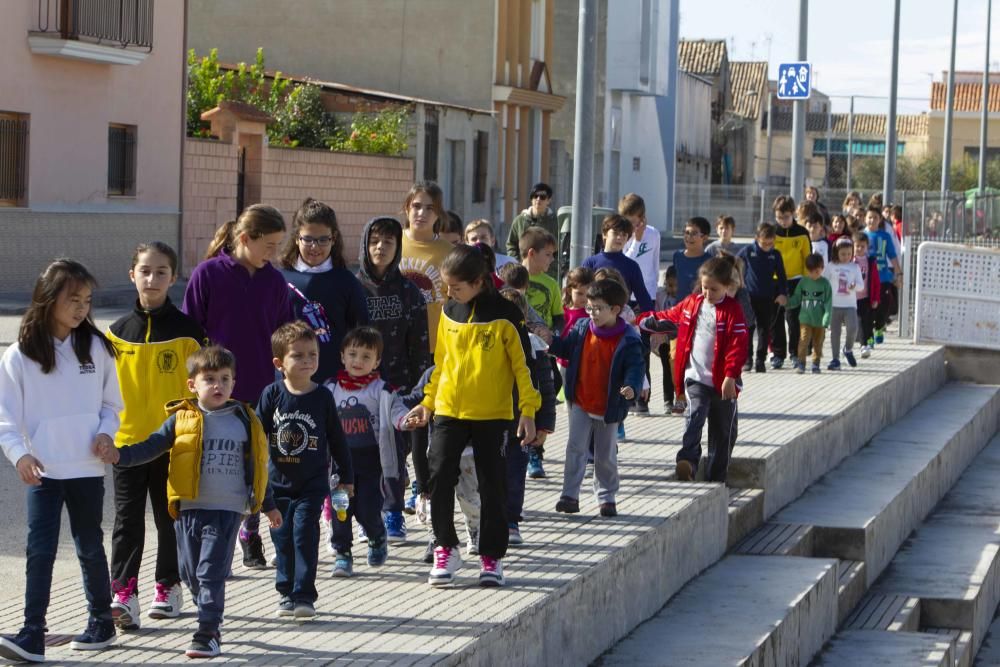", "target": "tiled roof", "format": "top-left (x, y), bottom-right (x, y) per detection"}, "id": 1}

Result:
top-left (930, 81), bottom-right (1000, 112)
top-left (769, 111), bottom-right (928, 137)
top-left (728, 61), bottom-right (768, 118)
top-left (678, 39), bottom-right (727, 76)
